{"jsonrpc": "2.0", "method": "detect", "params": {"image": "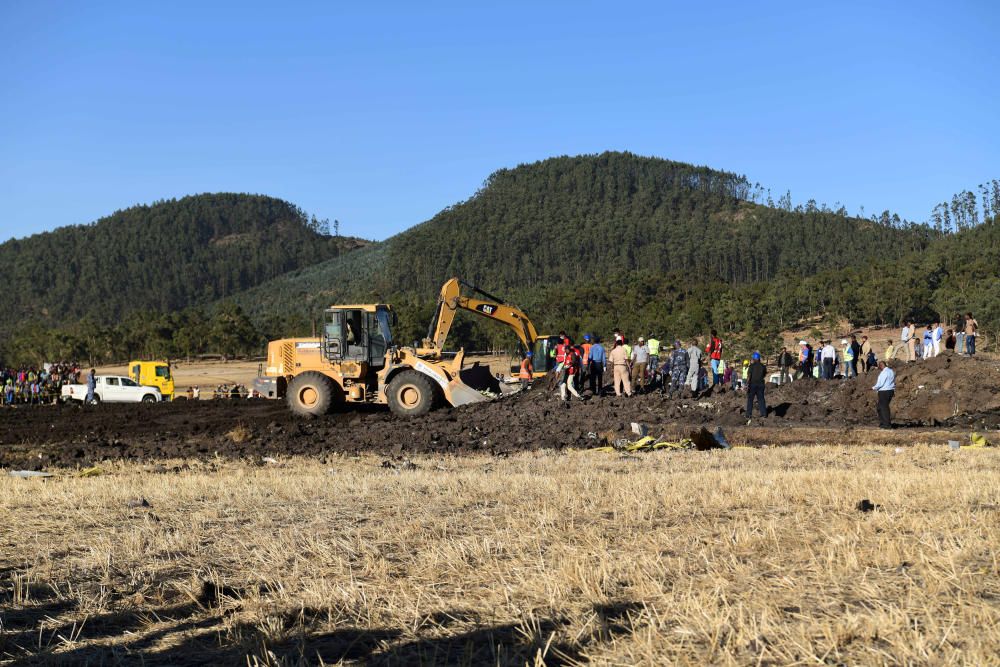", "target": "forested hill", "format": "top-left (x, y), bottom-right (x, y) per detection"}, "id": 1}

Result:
top-left (0, 193), bottom-right (366, 326)
top-left (235, 152), bottom-right (934, 319)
